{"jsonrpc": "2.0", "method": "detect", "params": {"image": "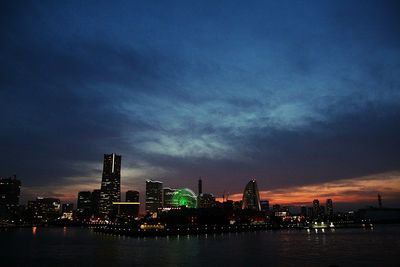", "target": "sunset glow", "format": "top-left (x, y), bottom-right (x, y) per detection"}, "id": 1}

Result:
top-left (220, 172), bottom-right (400, 207)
